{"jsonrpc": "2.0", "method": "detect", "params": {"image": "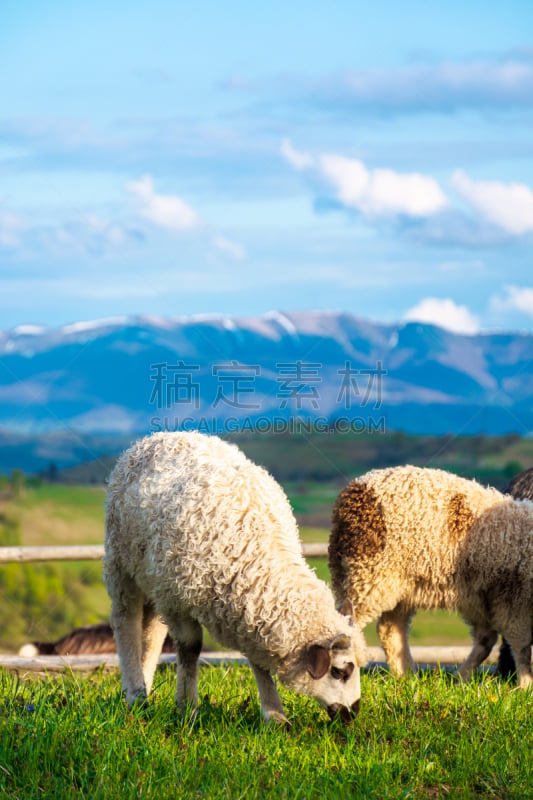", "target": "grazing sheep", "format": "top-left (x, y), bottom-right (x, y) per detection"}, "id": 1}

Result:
top-left (18, 623), bottom-right (174, 657)
top-left (329, 465), bottom-right (533, 688)
top-left (104, 431), bottom-right (366, 726)
top-left (497, 466), bottom-right (533, 679)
